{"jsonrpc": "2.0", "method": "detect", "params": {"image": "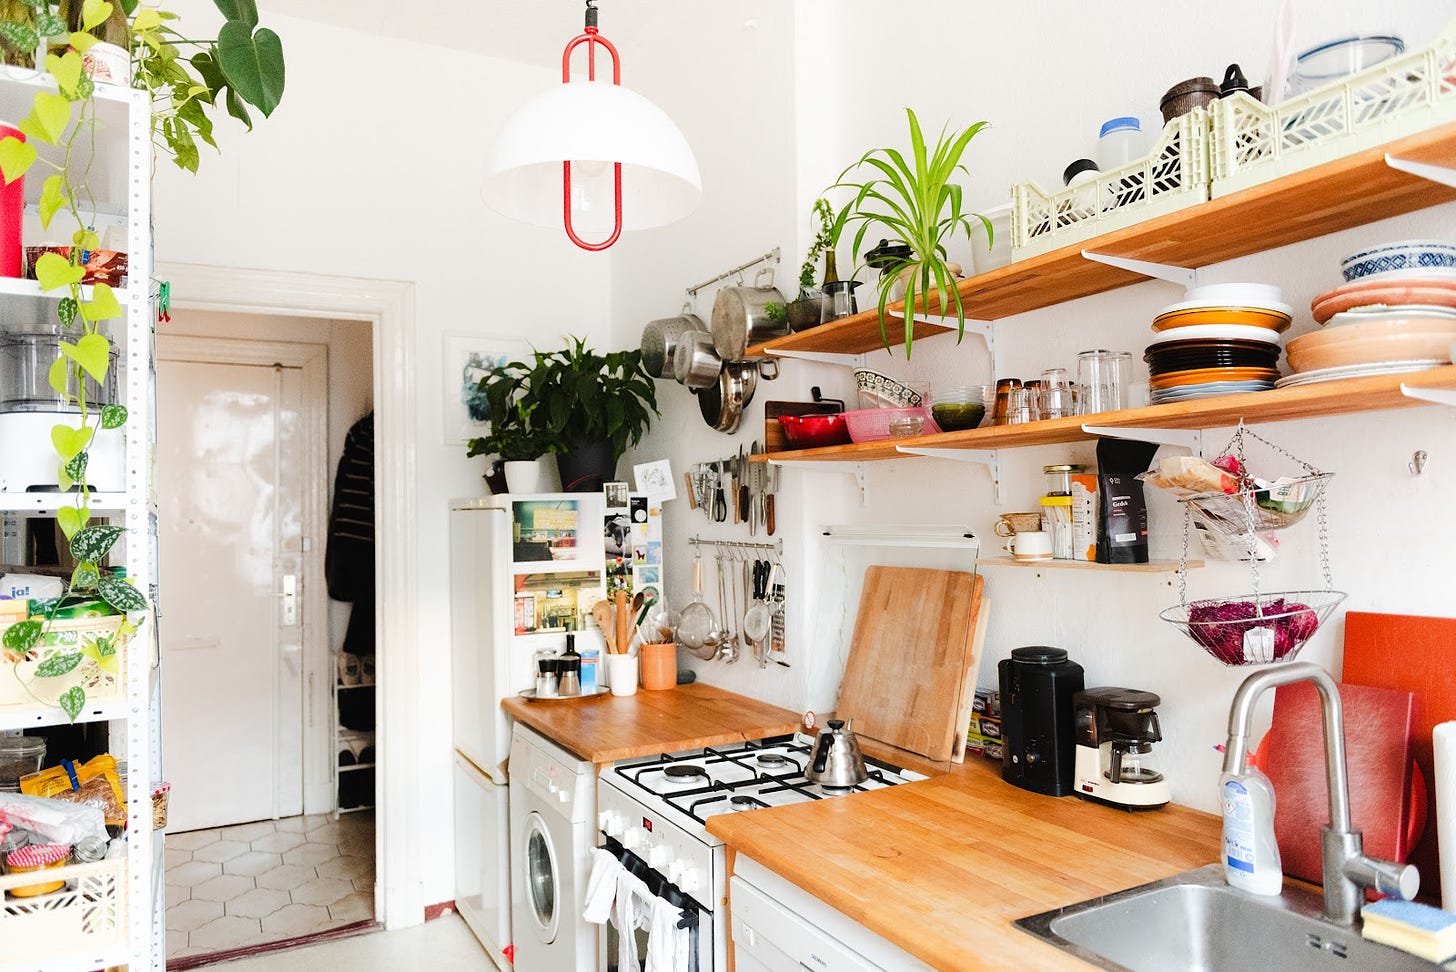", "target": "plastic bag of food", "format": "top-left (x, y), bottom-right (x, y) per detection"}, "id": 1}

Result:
top-left (0, 791), bottom-right (106, 844)
top-left (20, 754), bottom-right (126, 827)
top-left (1137, 455), bottom-right (1239, 494)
